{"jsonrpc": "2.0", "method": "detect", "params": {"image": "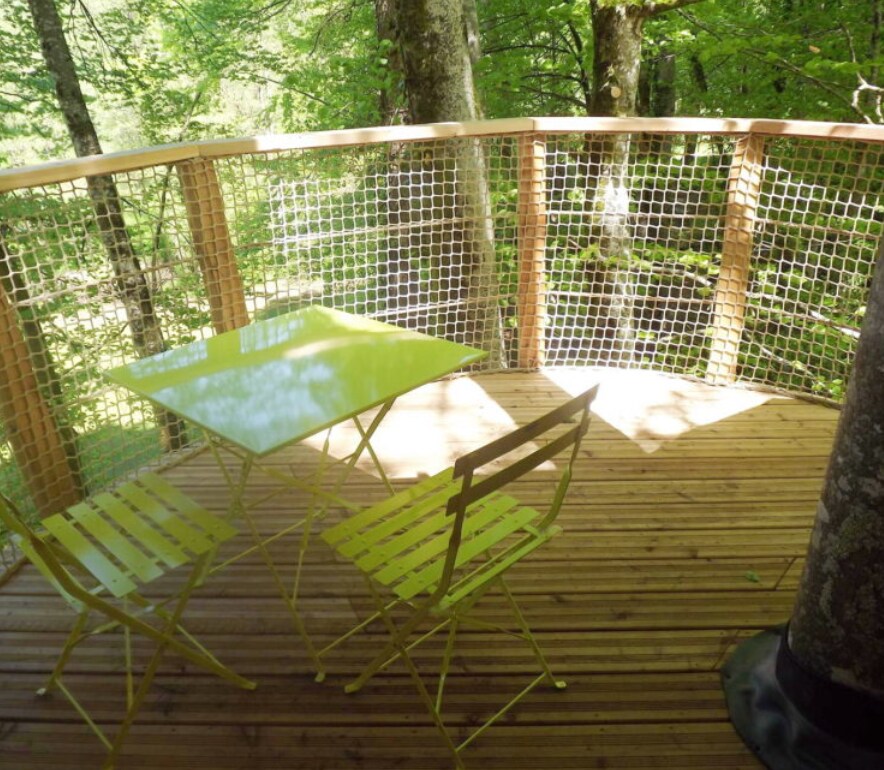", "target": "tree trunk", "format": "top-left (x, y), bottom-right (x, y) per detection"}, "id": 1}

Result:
top-left (462, 0), bottom-right (482, 66)
top-left (788, 239), bottom-right (884, 697)
top-left (395, 0), bottom-right (477, 123)
top-left (26, 0), bottom-right (185, 451)
top-left (649, 40), bottom-right (676, 156)
top-left (584, 2), bottom-right (646, 366)
top-left (393, 0), bottom-right (501, 360)
top-left (375, 0), bottom-right (403, 125)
